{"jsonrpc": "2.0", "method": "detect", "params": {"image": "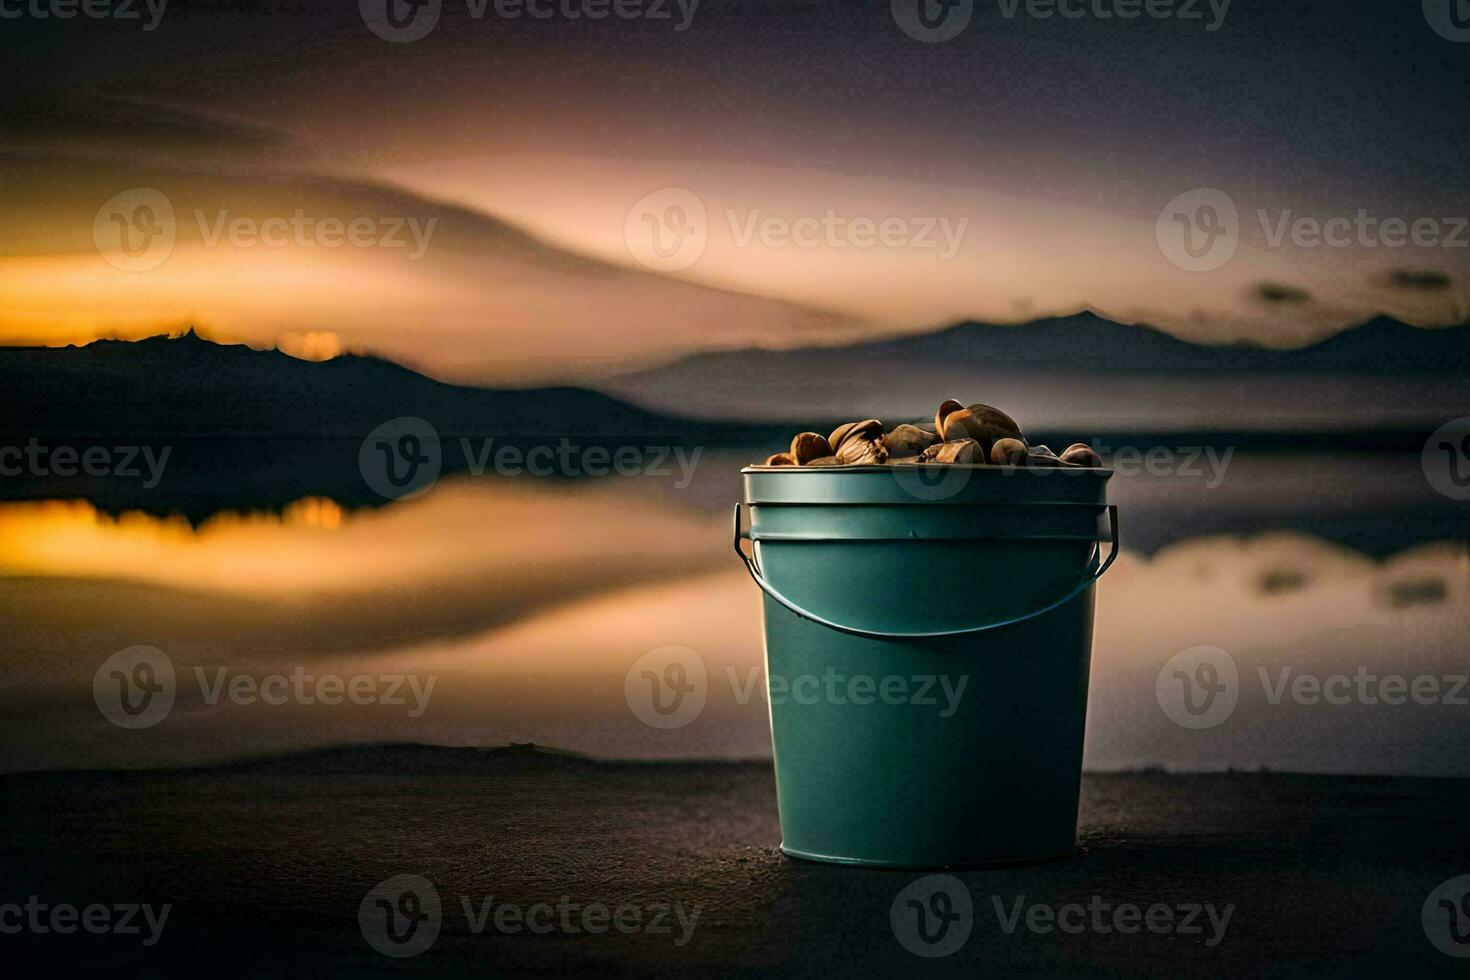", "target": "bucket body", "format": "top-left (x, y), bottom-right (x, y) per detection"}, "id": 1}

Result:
top-left (738, 464), bottom-right (1114, 868)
